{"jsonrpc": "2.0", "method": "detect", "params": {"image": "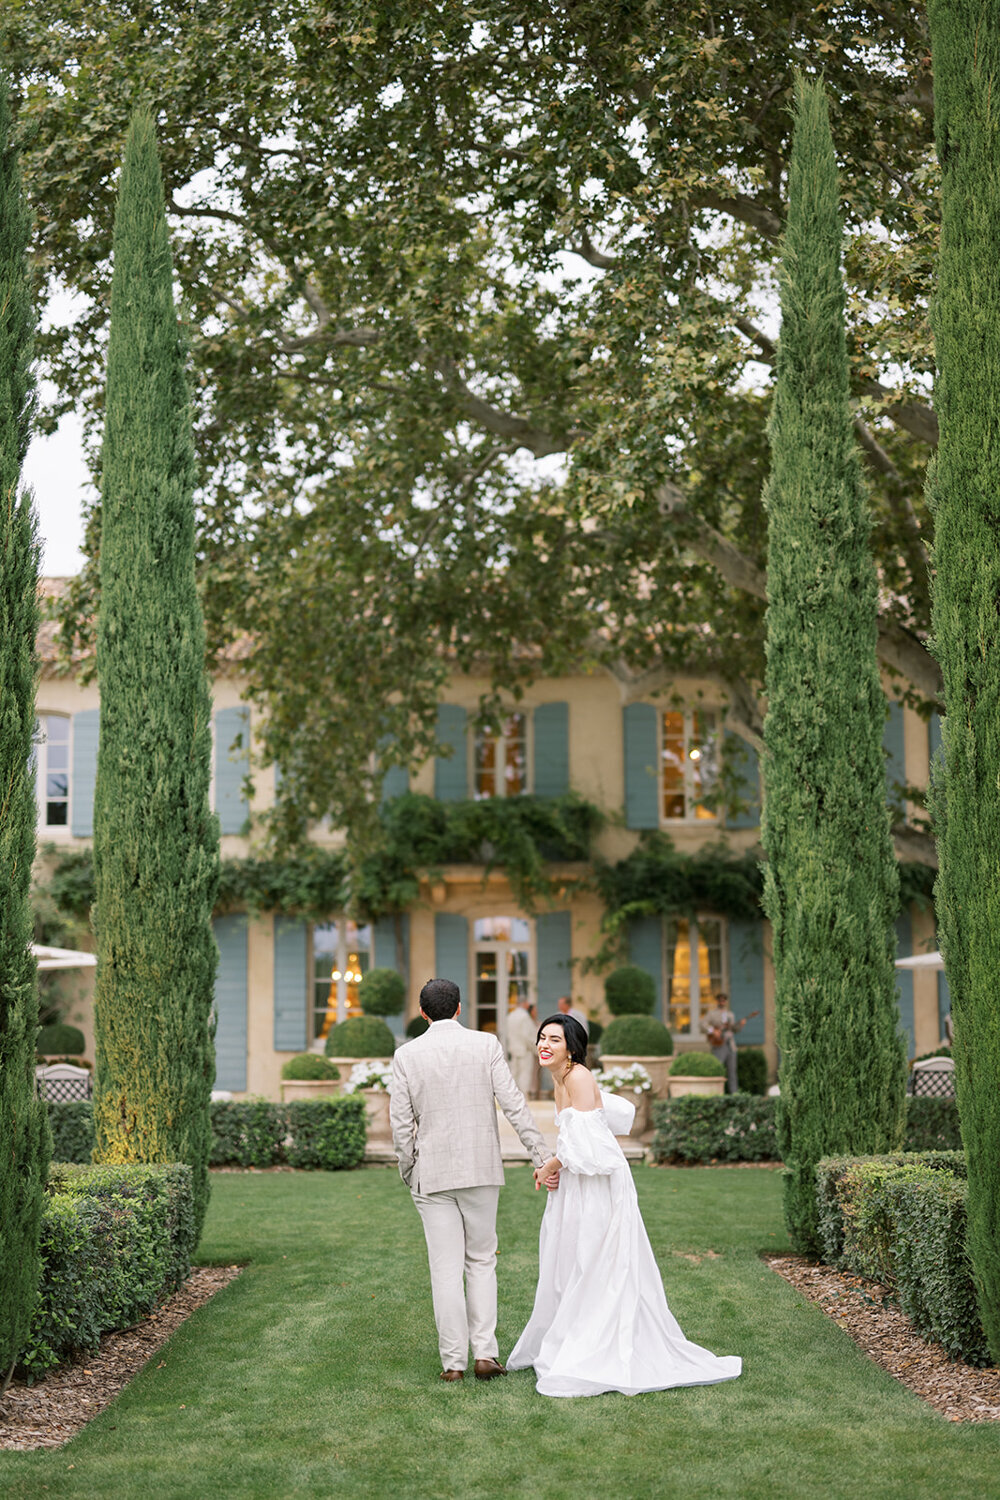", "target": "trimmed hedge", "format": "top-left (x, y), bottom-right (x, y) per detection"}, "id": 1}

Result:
top-left (815, 1154), bottom-right (985, 1365)
top-left (651, 1096), bottom-right (962, 1165)
top-left (36, 1021), bottom-right (86, 1055)
top-left (20, 1163), bottom-right (195, 1378)
top-left (280, 1053), bottom-right (341, 1081)
top-left (652, 1094), bottom-right (779, 1164)
top-left (736, 1048), bottom-right (769, 1095)
top-left (48, 1097), bottom-right (368, 1171)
